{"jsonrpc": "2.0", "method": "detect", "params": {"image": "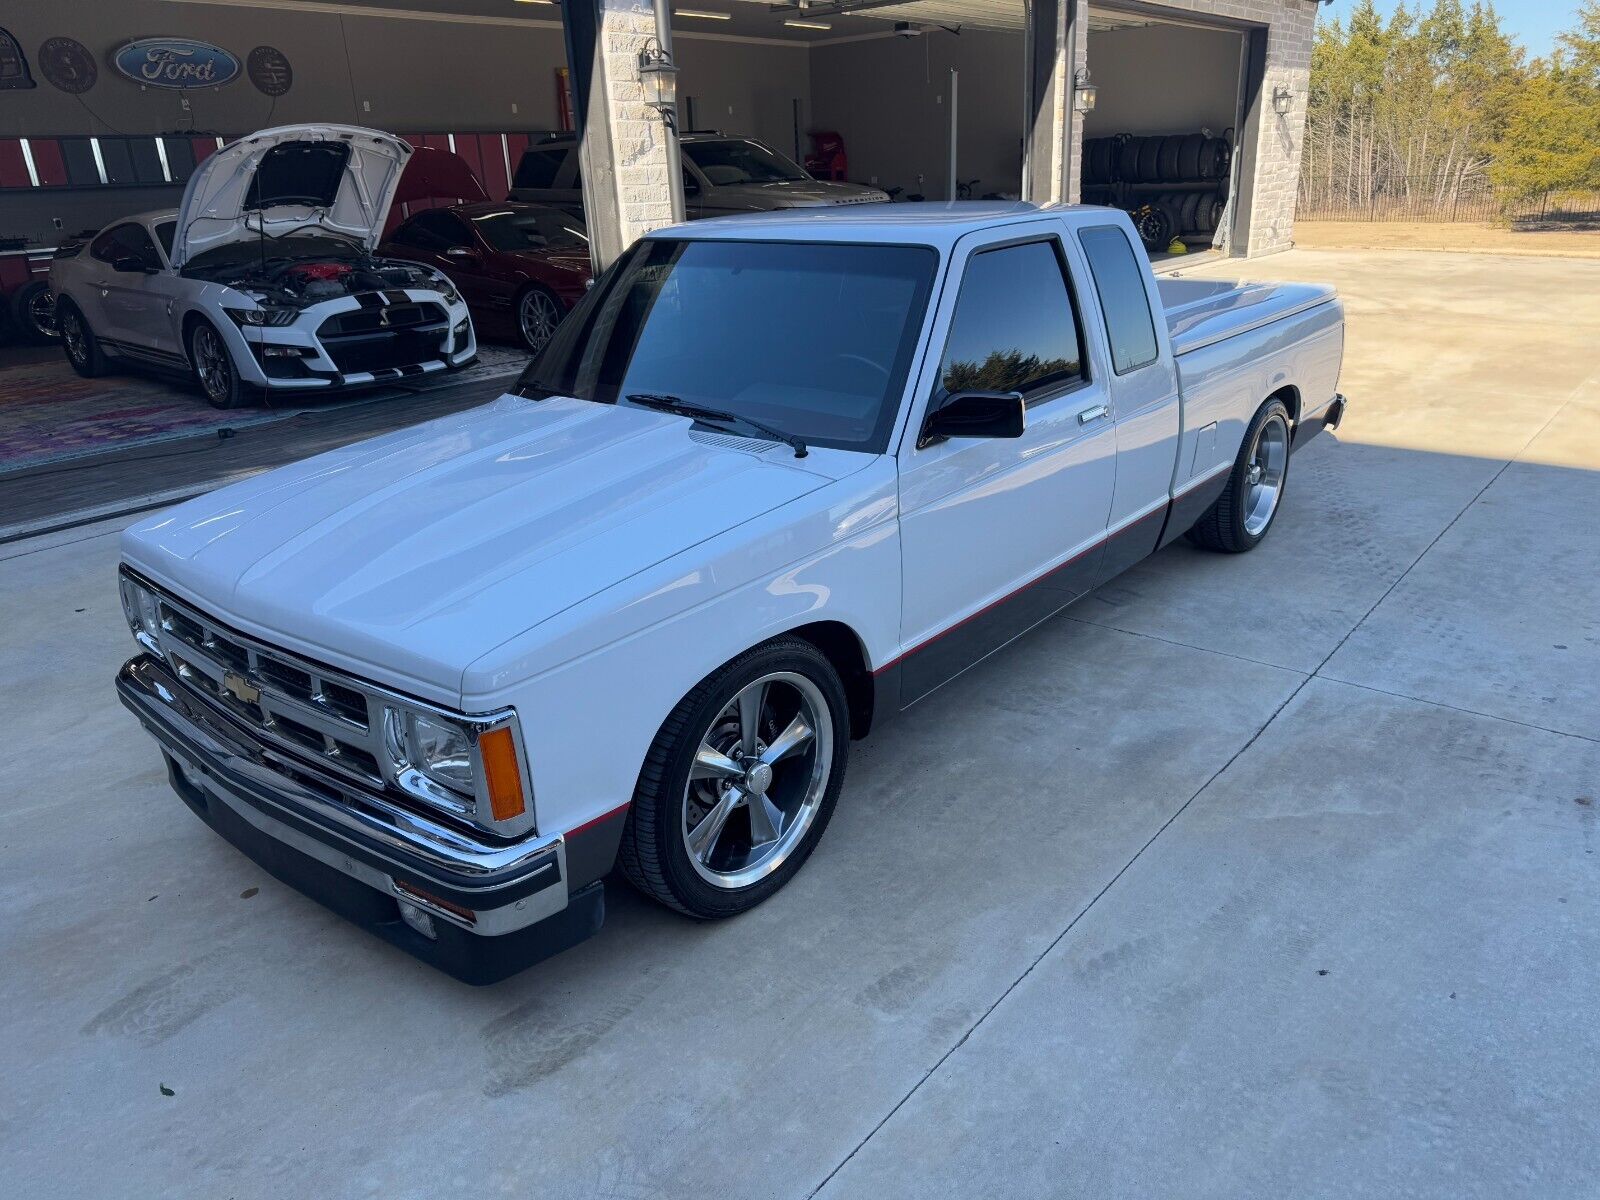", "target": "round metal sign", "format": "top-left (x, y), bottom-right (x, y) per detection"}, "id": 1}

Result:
top-left (112, 38), bottom-right (241, 90)
top-left (38, 36), bottom-right (97, 94)
top-left (247, 45), bottom-right (292, 97)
